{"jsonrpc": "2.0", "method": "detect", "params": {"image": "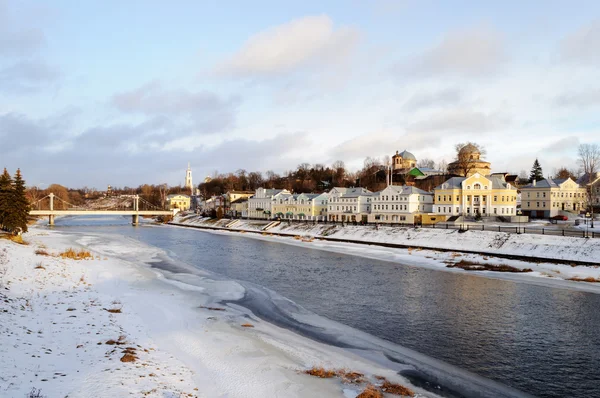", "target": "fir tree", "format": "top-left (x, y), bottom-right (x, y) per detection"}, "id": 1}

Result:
top-left (10, 169), bottom-right (30, 233)
top-left (529, 158), bottom-right (544, 183)
top-left (0, 168), bottom-right (13, 231)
